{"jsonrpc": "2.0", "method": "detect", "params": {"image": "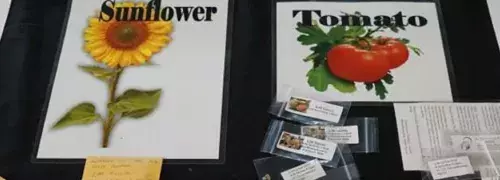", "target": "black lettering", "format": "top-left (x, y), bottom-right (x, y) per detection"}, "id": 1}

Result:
top-left (116, 7), bottom-right (130, 21)
top-left (374, 15), bottom-right (392, 26)
top-left (130, 7), bottom-right (144, 21)
top-left (175, 7), bottom-right (194, 21)
top-left (193, 7), bottom-right (205, 21)
top-left (293, 10), bottom-right (321, 26)
top-left (340, 15), bottom-right (371, 26)
top-left (205, 7), bottom-right (217, 21)
top-left (99, 0), bottom-right (115, 22)
top-left (160, 7), bottom-right (174, 21)
top-left (147, 0), bottom-right (161, 21)
top-left (145, 0), bottom-right (156, 21)
top-left (408, 16), bottom-right (427, 27)
top-left (319, 15), bottom-right (339, 26)
top-left (393, 12), bottom-right (407, 27)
